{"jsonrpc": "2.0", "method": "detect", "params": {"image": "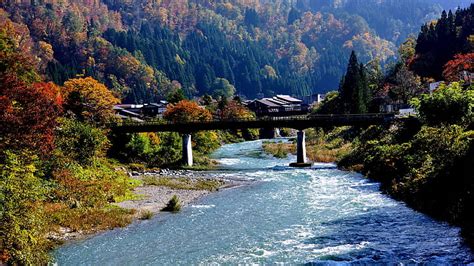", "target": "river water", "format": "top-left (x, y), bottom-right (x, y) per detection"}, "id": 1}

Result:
top-left (55, 140), bottom-right (473, 264)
